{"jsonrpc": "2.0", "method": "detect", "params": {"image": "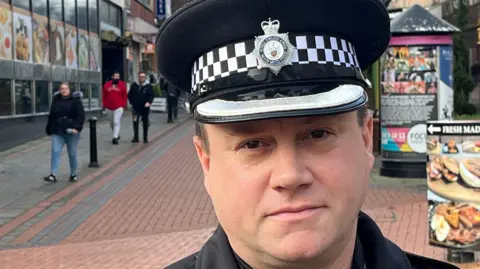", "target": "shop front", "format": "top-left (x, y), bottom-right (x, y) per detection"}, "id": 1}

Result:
top-left (0, 0), bottom-right (103, 150)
